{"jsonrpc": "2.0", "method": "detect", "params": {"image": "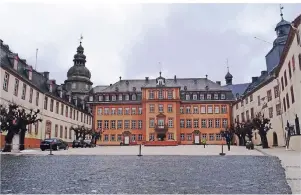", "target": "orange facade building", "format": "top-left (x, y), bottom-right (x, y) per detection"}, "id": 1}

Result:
top-left (88, 73), bottom-right (234, 146)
